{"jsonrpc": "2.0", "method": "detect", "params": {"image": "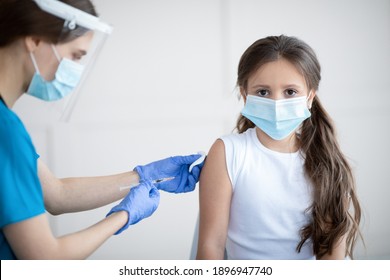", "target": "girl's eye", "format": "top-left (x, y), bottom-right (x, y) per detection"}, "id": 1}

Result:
top-left (256, 89), bottom-right (269, 97)
top-left (285, 89), bottom-right (297, 97)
